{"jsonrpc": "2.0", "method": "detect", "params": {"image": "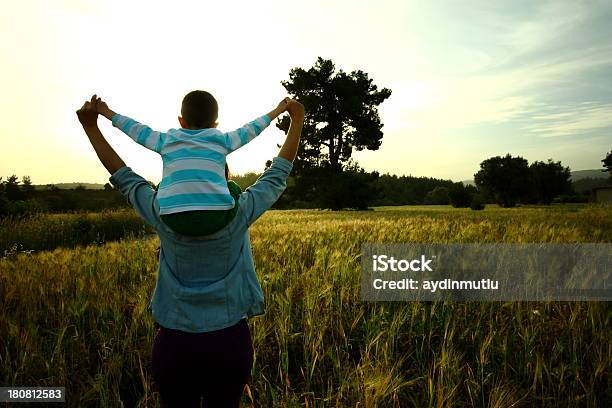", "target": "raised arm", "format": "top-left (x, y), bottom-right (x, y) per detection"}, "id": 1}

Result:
top-left (76, 96), bottom-right (126, 175)
top-left (78, 96), bottom-right (161, 230)
top-left (224, 97), bottom-right (290, 153)
top-left (278, 100), bottom-right (305, 162)
top-left (239, 100), bottom-right (305, 226)
top-left (95, 97), bottom-right (166, 154)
